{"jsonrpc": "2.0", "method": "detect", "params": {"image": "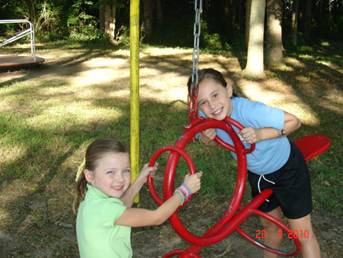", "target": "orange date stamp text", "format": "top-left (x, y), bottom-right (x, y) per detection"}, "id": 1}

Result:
top-left (255, 229), bottom-right (310, 239)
